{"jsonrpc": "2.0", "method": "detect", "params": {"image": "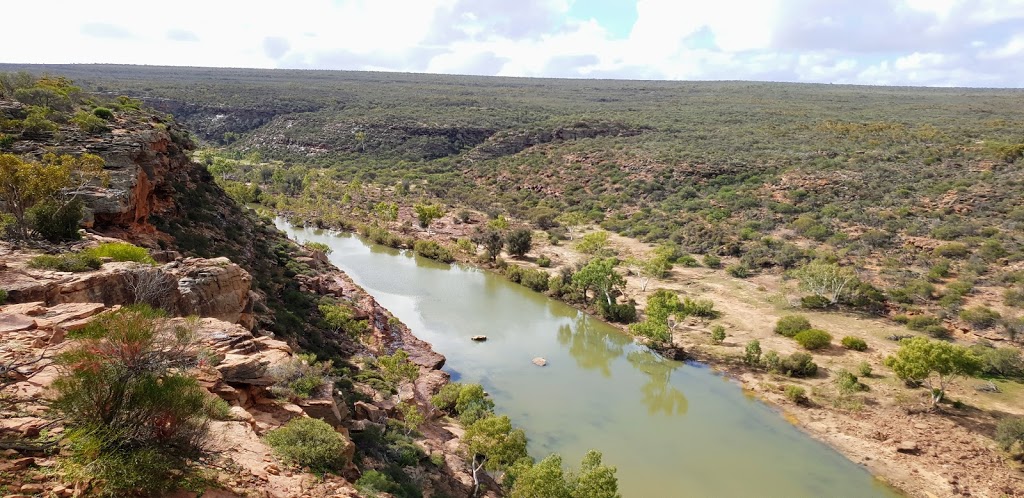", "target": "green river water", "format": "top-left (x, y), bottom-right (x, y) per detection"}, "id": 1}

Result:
top-left (278, 220), bottom-right (900, 498)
